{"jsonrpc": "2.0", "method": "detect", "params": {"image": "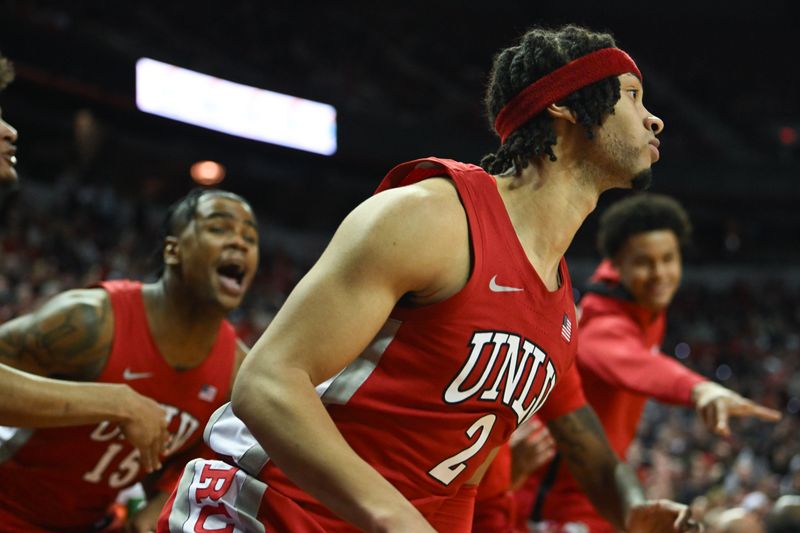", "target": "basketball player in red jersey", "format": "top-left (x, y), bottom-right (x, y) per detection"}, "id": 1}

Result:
top-left (0, 187), bottom-right (259, 532)
top-left (0, 52), bottom-right (169, 477)
top-left (160, 25), bottom-right (698, 532)
top-left (517, 194), bottom-right (781, 532)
